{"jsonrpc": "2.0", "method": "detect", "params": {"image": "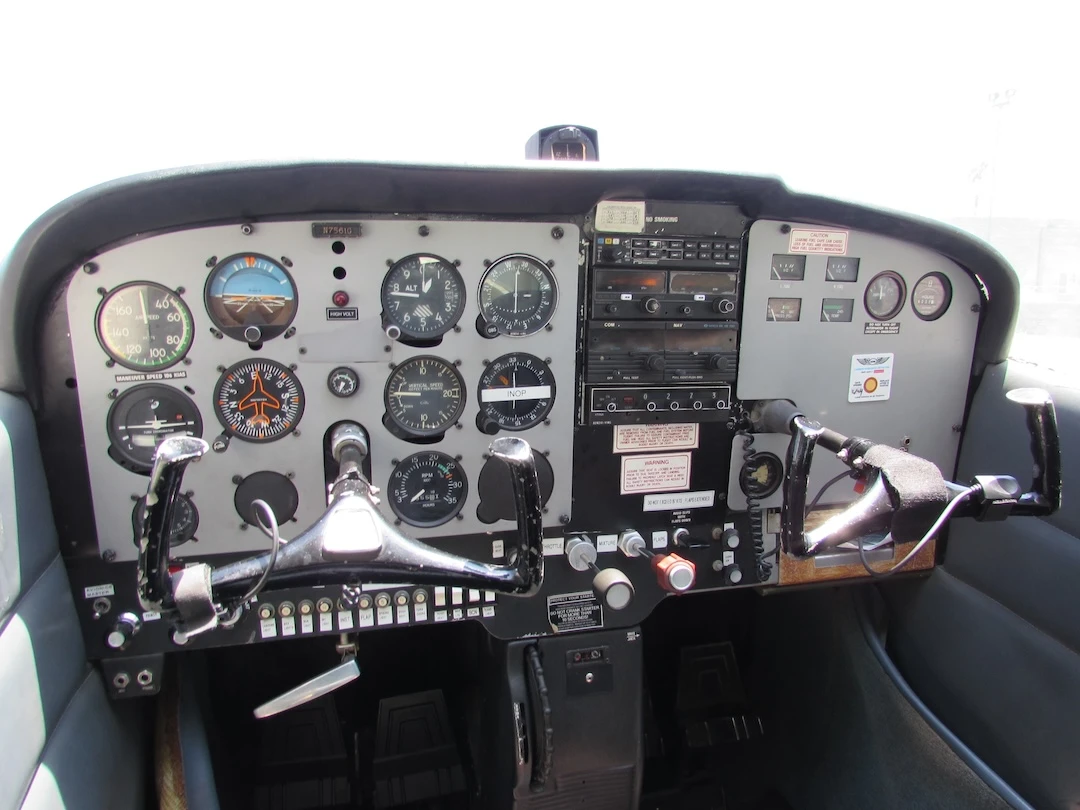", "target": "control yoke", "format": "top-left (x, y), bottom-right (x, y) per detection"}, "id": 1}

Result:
top-left (758, 389), bottom-right (1062, 559)
top-left (136, 423), bottom-right (545, 637)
